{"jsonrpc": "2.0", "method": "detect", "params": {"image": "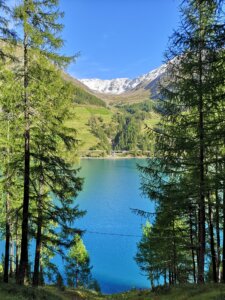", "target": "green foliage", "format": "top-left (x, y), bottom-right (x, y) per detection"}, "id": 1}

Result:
top-left (74, 86), bottom-right (106, 107)
top-left (88, 116), bottom-right (111, 154)
top-left (137, 0), bottom-right (225, 287)
top-left (65, 235), bottom-right (92, 289)
top-left (113, 114), bottom-right (140, 151)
